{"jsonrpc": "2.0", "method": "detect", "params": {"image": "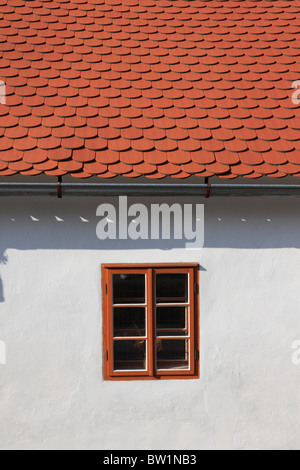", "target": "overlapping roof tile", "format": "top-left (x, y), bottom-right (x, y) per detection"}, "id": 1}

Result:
top-left (0, 0), bottom-right (300, 179)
